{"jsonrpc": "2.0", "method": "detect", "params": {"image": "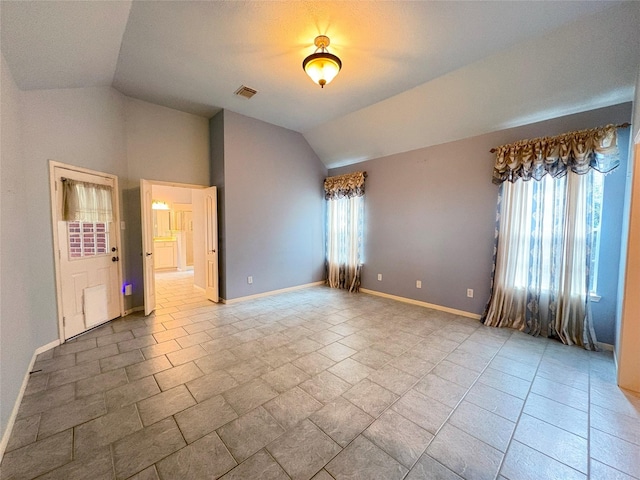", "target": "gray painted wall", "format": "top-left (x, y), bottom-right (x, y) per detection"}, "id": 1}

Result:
top-left (0, 81), bottom-right (209, 441)
top-left (634, 64), bottom-right (640, 143)
top-left (221, 110), bottom-right (327, 300)
top-left (596, 125), bottom-right (631, 345)
top-left (1, 82), bottom-right (131, 436)
top-left (1, 54), bottom-right (32, 434)
top-left (209, 111), bottom-right (226, 299)
top-left (123, 97), bottom-right (210, 308)
top-left (20, 86), bottom-right (130, 334)
top-left (330, 103), bottom-right (632, 344)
